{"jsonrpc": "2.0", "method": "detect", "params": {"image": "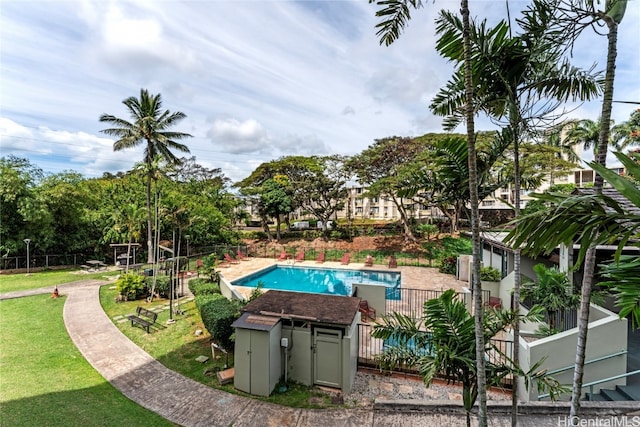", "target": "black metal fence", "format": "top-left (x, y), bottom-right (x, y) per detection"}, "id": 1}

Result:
top-left (520, 297), bottom-right (578, 332)
top-left (384, 288), bottom-right (490, 318)
top-left (0, 254), bottom-right (87, 271)
top-left (247, 246), bottom-right (440, 267)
